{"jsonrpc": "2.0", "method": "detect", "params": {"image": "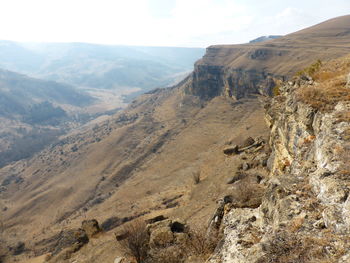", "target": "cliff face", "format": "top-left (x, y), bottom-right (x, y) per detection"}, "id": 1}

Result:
top-left (185, 46), bottom-right (281, 100)
top-left (186, 15), bottom-right (350, 101)
top-left (209, 56), bottom-right (350, 263)
top-left (187, 63), bottom-right (276, 100)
